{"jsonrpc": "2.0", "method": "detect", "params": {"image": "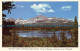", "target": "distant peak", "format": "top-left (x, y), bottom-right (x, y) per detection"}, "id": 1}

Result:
top-left (6, 17), bottom-right (14, 19)
top-left (36, 15), bottom-right (46, 18)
